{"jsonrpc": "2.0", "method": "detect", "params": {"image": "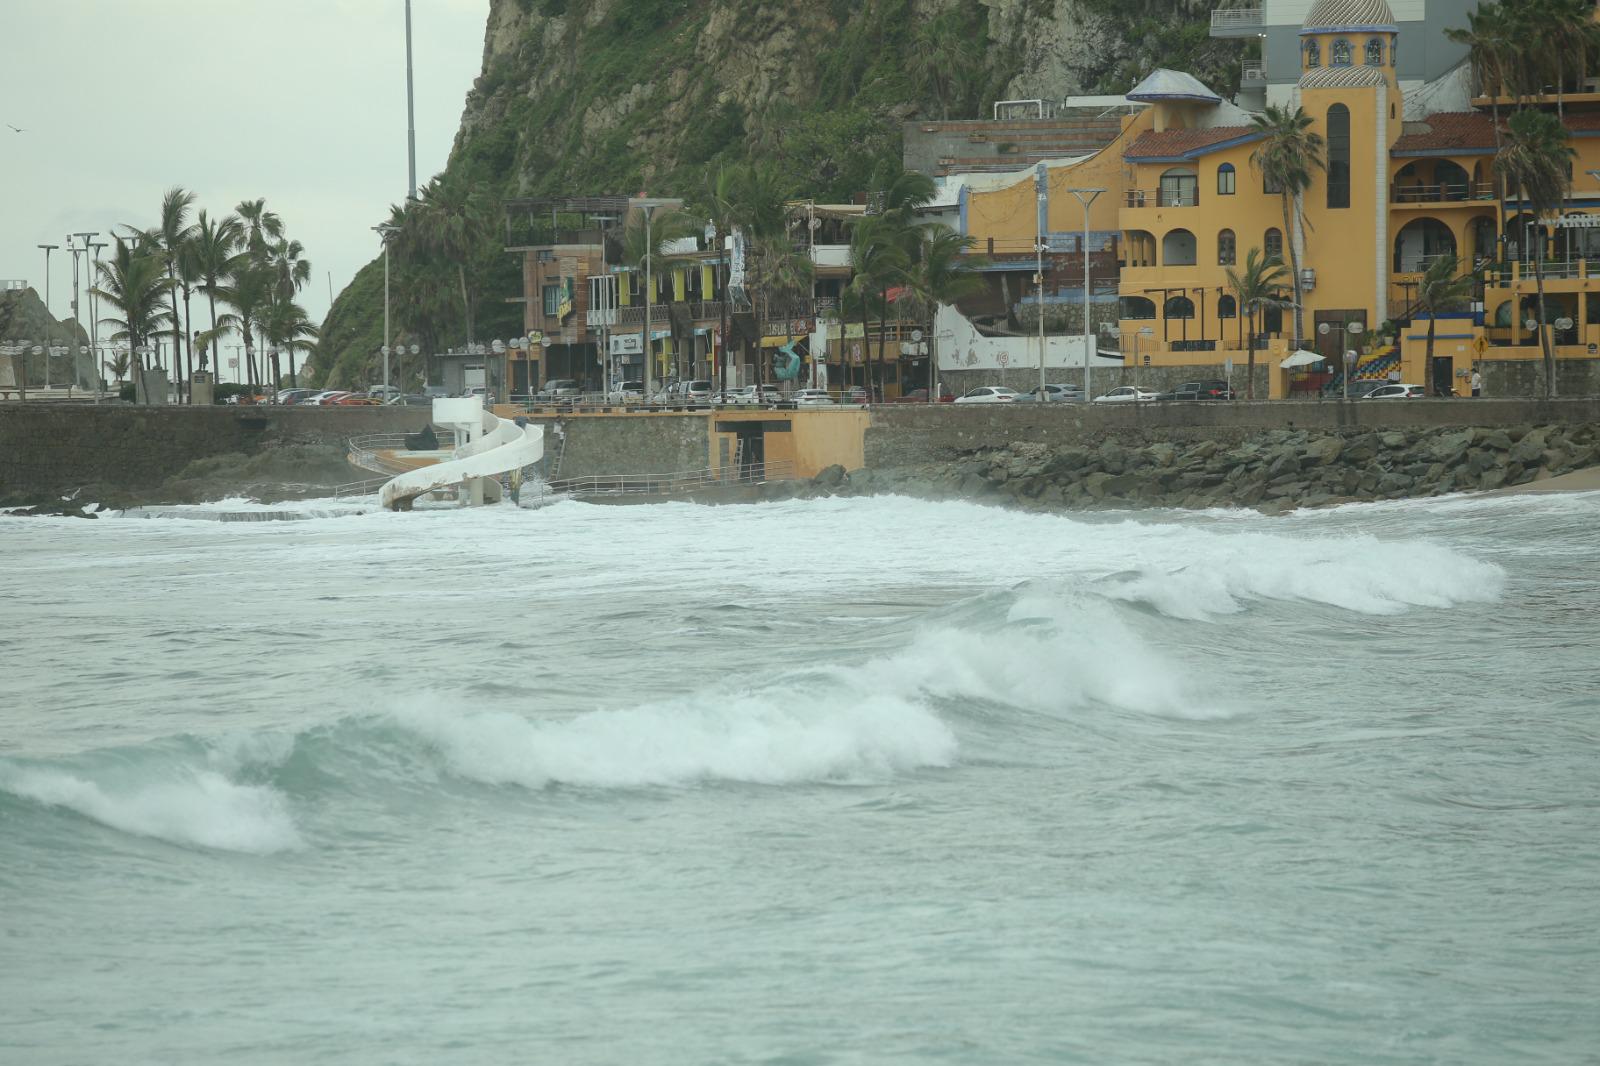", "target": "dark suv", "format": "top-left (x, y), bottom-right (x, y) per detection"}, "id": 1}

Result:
top-left (1160, 379), bottom-right (1235, 401)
